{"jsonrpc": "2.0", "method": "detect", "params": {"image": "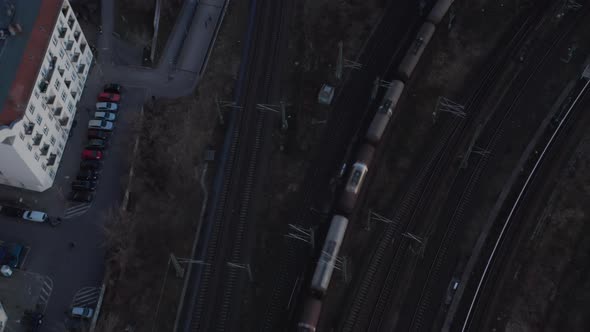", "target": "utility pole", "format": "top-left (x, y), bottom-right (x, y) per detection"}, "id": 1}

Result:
top-left (227, 262), bottom-right (253, 282)
top-left (216, 95), bottom-right (243, 125)
top-left (432, 96), bottom-right (465, 123)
